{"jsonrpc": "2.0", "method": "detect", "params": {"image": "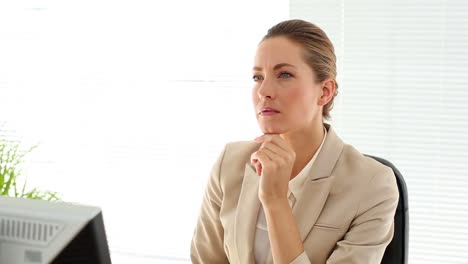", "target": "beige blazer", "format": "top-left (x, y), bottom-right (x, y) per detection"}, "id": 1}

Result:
top-left (191, 124), bottom-right (399, 264)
